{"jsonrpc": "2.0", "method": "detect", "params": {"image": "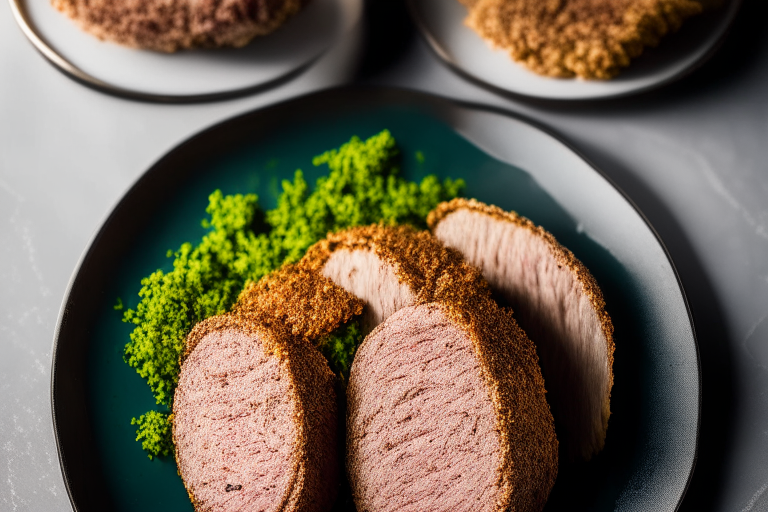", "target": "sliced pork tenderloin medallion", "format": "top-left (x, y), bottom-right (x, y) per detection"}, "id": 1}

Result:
top-left (347, 301), bottom-right (558, 512)
top-left (298, 225), bottom-right (494, 334)
top-left (428, 198), bottom-right (615, 461)
top-left (317, 244), bottom-right (415, 332)
top-left (173, 314), bottom-right (338, 512)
